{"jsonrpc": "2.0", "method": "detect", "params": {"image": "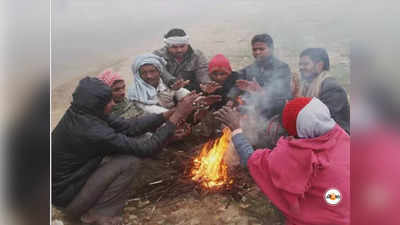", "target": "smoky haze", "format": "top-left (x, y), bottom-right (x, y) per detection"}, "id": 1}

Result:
top-left (52, 0), bottom-right (353, 86)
